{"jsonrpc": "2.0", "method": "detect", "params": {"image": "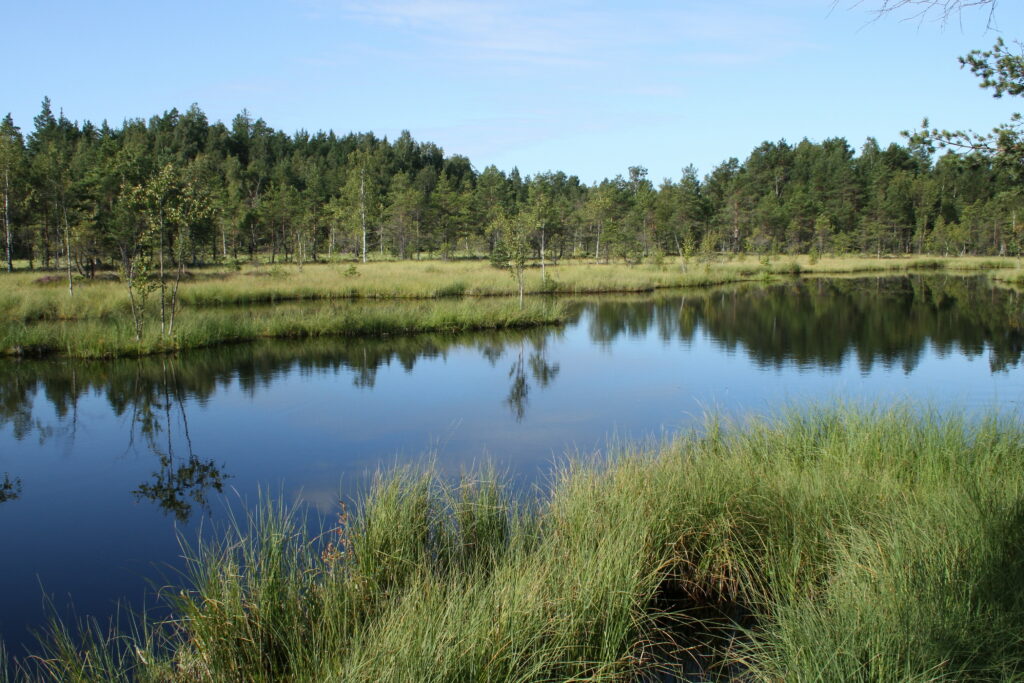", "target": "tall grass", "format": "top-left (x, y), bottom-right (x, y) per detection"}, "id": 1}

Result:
top-left (0, 298), bottom-right (567, 358)
top-left (2, 257), bottom-right (1019, 326)
top-left (10, 405), bottom-right (1024, 681)
top-left (2, 256), bottom-right (1019, 358)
